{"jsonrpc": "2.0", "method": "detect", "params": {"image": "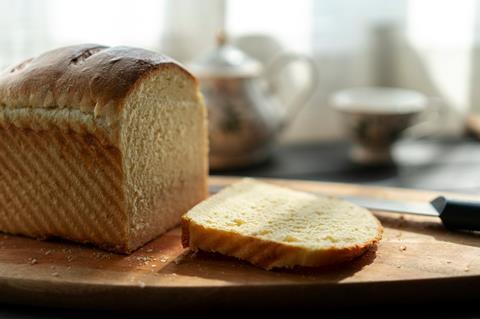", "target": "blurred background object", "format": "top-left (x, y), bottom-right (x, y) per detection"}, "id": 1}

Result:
top-left (189, 32), bottom-right (318, 170)
top-left (330, 87), bottom-right (430, 165)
